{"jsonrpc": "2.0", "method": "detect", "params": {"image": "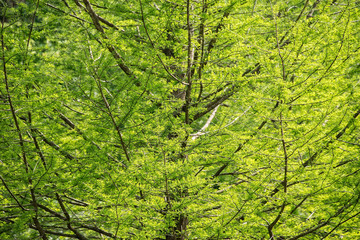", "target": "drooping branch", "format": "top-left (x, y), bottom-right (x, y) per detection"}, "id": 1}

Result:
top-left (58, 112), bottom-right (126, 166)
top-left (33, 129), bottom-right (76, 161)
top-left (56, 193), bottom-right (88, 240)
top-left (0, 175), bottom-right (27, 211)
top-left (71, 0), bottom-right (118, 29)
top-left (29, 226), bottom-right (77, 238)
top-left (88, 57), bottom-right (131, 162)
top-left (81, 0), bottom-right (138, 85)
top-left (303, 107), bottom-right (360, 167)
top-left (38, 201), bottom-right (121, 239)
